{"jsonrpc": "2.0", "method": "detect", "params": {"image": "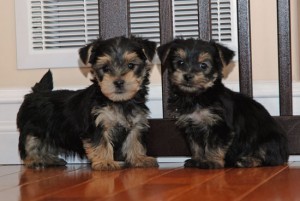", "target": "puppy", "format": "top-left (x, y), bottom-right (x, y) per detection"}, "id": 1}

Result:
top-left (157, 38), bottom-right (288, 168)
top-left (17, 36), bottom-right (158, 170)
